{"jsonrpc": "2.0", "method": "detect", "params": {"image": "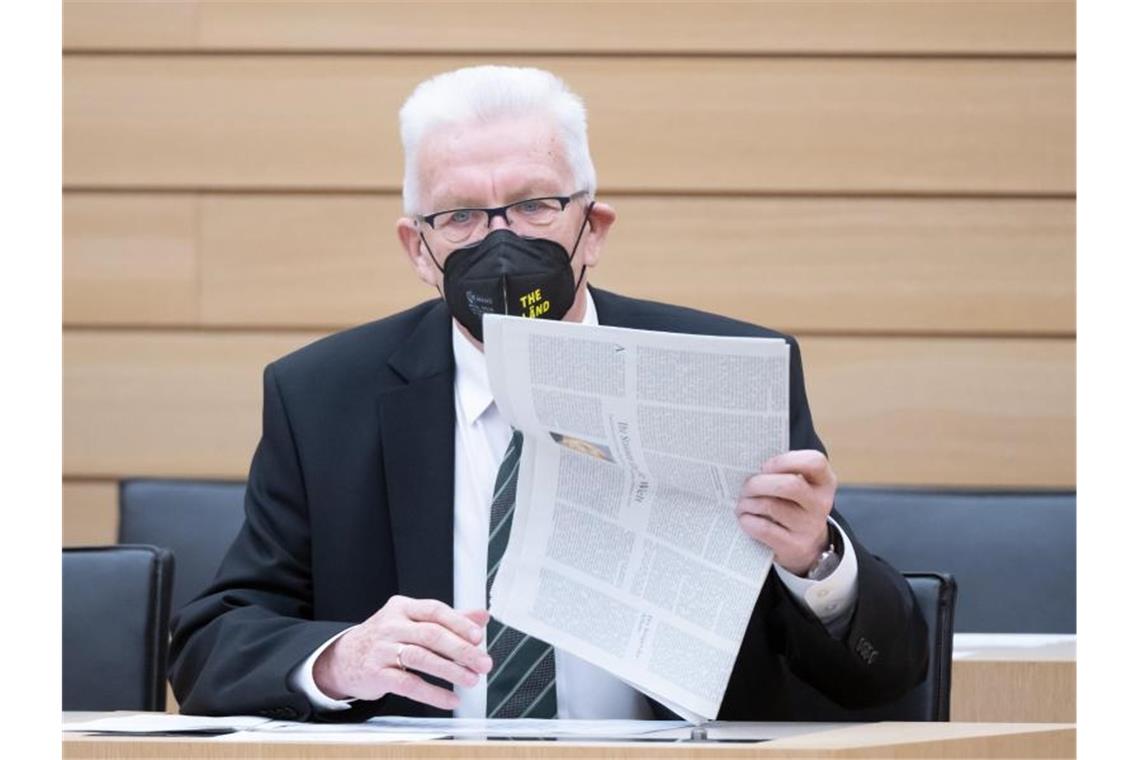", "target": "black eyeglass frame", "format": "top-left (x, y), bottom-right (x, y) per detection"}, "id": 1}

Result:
top-left (416, 190), bottom-right (591, 230)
